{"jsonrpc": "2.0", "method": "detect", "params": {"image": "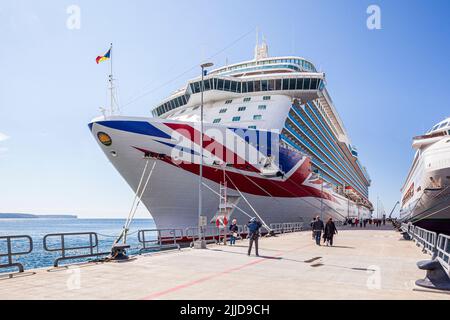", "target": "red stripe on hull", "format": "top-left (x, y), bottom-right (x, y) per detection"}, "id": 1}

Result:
top-left (165, 122), bottom-right (259, 173)
top-left (133, 146), bottom-right (333, 201)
